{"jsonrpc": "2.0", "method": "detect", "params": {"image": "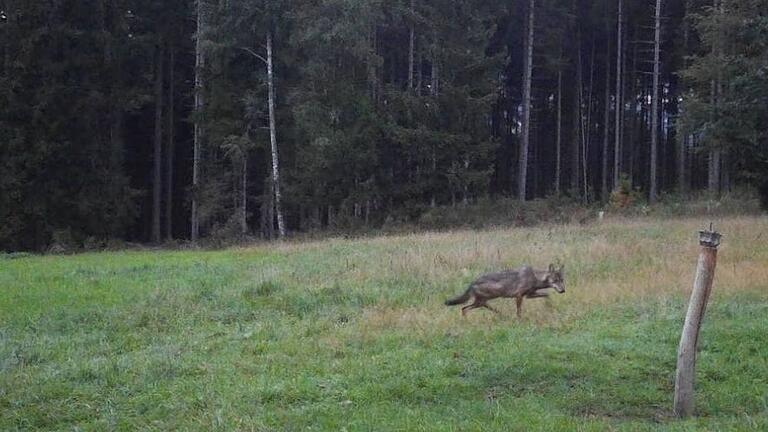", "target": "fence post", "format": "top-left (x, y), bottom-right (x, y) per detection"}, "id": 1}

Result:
top-left (673, 225), bottom-right (722, 418)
